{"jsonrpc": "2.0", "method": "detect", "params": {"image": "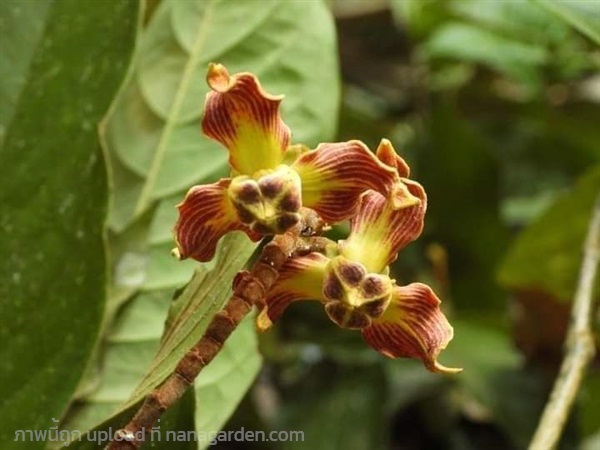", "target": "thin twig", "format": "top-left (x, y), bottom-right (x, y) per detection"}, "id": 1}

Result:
top-left (529, 195), bottom-right (600, 450)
